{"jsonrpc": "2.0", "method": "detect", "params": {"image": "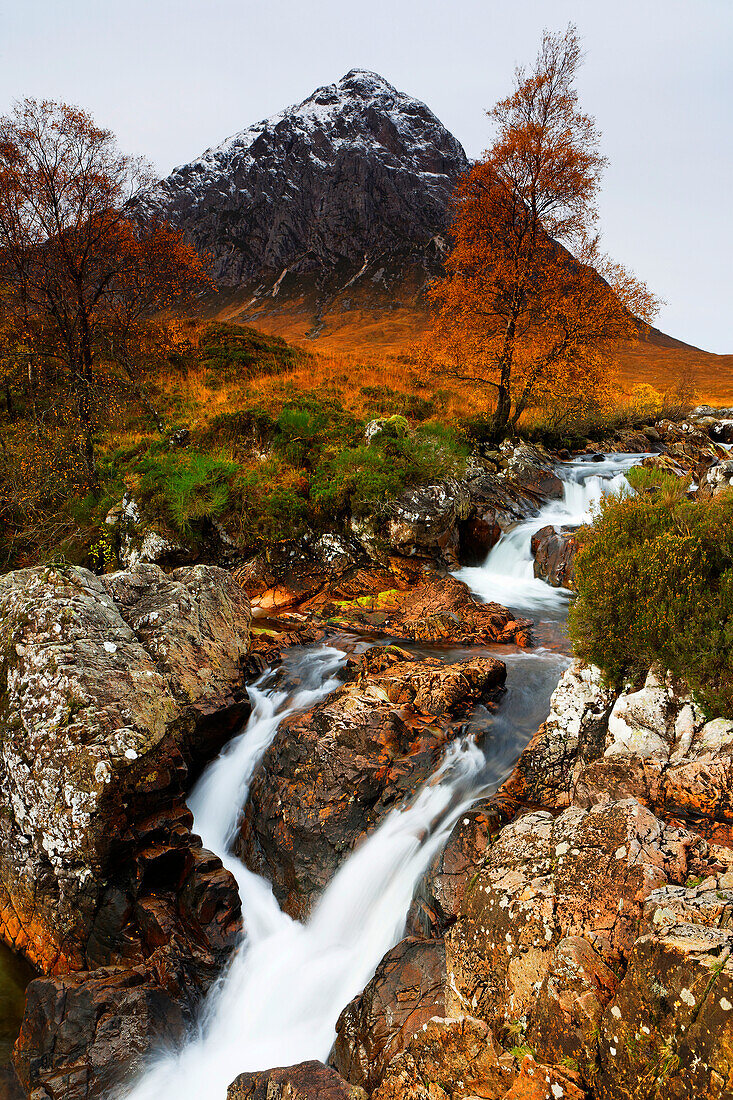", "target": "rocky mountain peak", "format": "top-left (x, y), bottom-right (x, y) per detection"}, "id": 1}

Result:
top-left (145, 71), bottom-right (468, 328)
